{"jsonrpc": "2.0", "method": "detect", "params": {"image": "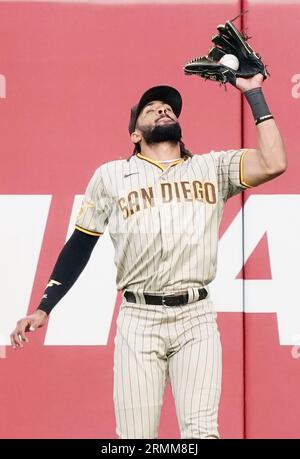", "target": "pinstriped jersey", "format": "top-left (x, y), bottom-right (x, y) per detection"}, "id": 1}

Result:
top-left (75, 149), bottom-right (250, 293)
